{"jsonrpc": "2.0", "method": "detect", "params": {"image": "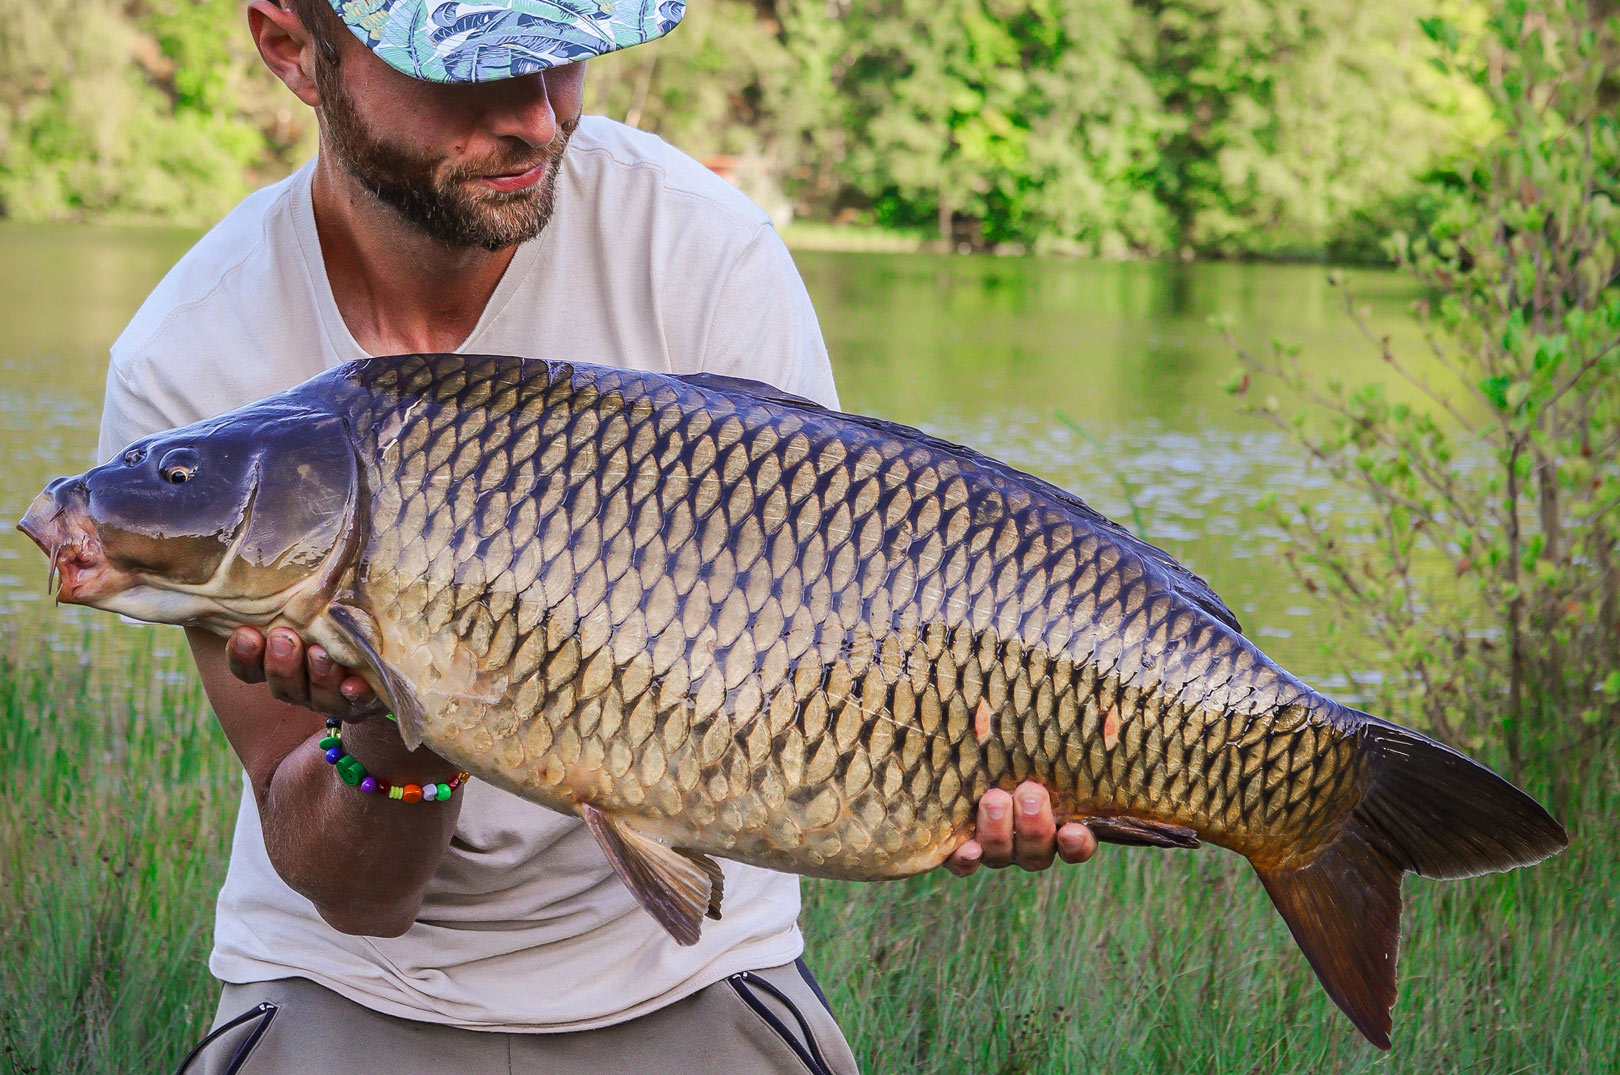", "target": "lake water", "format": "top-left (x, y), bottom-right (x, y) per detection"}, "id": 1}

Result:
top-left (0, 225), bottom-right (1430, 696)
